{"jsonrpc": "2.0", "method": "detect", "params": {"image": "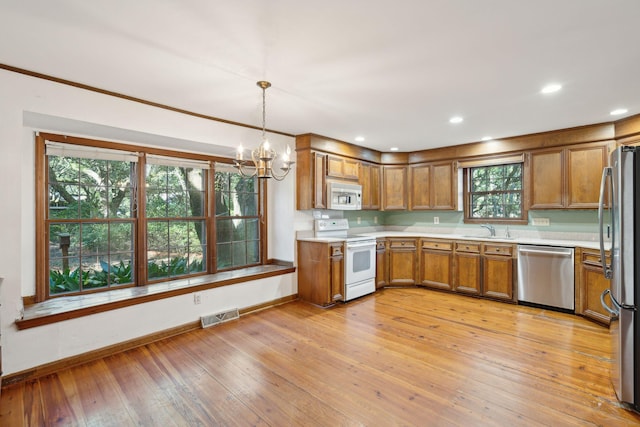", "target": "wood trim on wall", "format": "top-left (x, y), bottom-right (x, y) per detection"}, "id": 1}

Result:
top-left (614, 113), bottom-right (640, 140)
top-left (0, 63), bottom-right (294, 138)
